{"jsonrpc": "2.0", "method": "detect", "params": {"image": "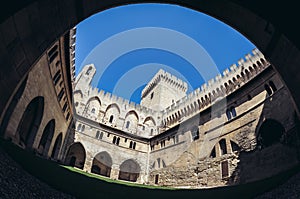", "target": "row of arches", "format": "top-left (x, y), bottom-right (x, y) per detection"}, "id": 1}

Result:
top-left (75, 94), bottom-right (157, 126)
top-left (10, 96), bottom-right (63, 159)
top-left (65, 143), bottom-right (141, 182)
top-left (163, 59), bottom-right (268, 126)
top-left (75, 98), bottom-right (157, 135)
top-left (209, 119), bottom-right (285, 158)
